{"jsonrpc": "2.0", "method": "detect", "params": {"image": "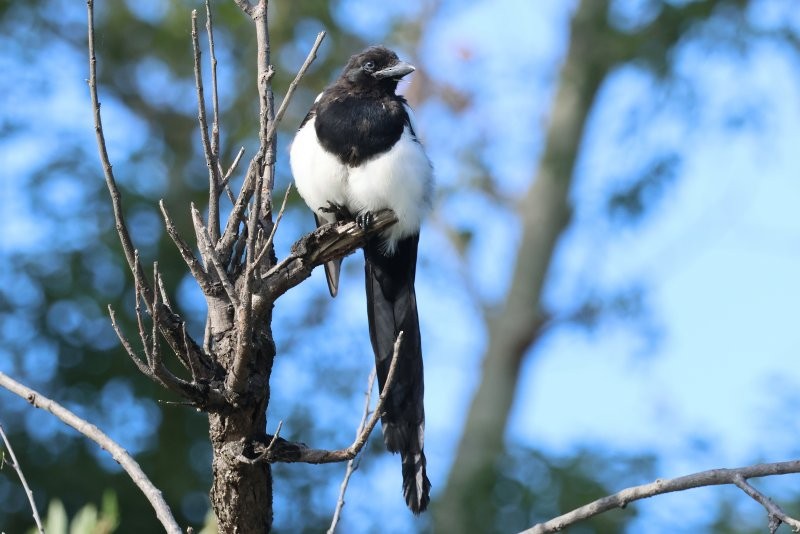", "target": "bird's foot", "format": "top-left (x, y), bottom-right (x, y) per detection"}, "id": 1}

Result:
top-left (356, 211), bottom-right (374, 230)
top-left (319, 201), bottom-right (351, 221)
